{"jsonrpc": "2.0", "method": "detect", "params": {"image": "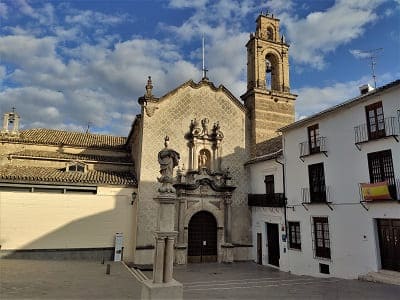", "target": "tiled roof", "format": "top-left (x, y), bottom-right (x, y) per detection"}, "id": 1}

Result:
top-left (0, 165), bottom-right (137, 186)
top-left (255, 135), bottom-right (282, 157)
top-left (0, 128), bottom-right (127, 150)
top-left (245, 149), bottom-right (282, 165)
top-left (9, 149), bottom-right (132, 164)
